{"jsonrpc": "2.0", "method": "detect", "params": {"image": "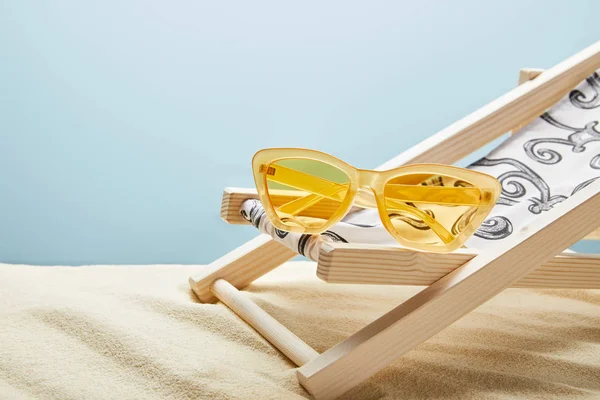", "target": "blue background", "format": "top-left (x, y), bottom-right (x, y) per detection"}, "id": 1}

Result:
top-left (1, 1), bottom-right (599, 265)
